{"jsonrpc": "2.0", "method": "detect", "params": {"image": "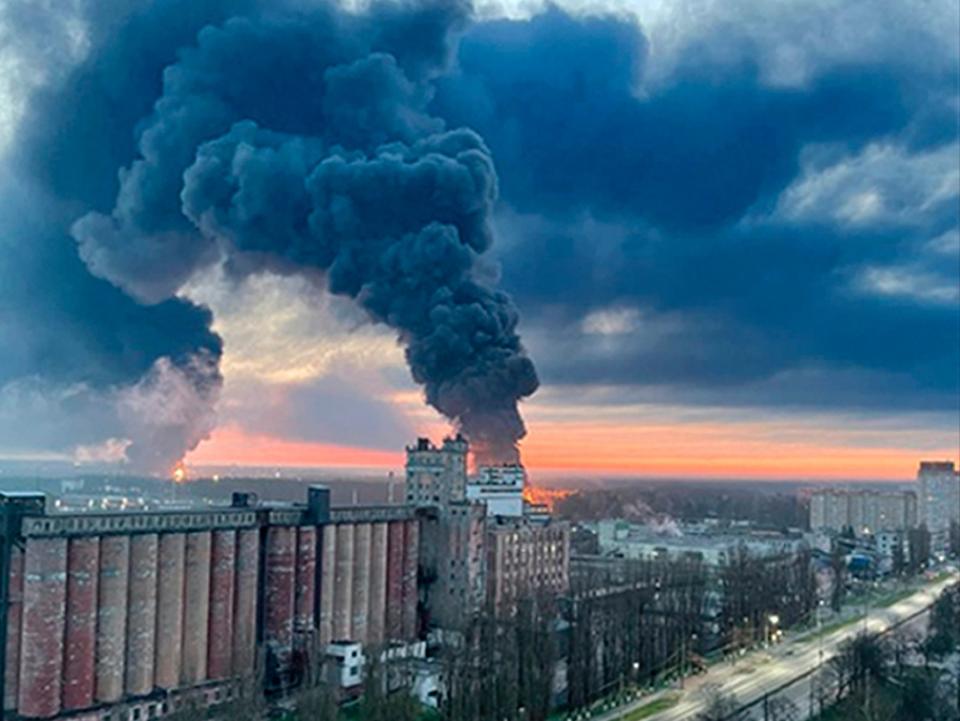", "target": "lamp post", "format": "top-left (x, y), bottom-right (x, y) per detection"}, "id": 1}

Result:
top-left (766, 614), bottom-right (780, 647)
